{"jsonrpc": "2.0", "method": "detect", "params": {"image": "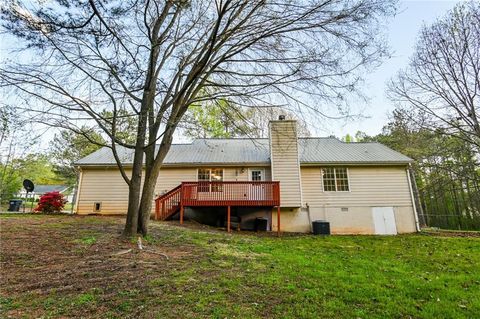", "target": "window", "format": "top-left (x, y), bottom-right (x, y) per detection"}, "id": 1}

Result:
top-left (210, 169), bottom-right (223, 192)
top-left (198, 169), bottom-right (210, 182)
top-left (322, 168), bottom-right (336, 191)
top-left (322, 168), bottom-right (349, 191)
top-left (197, 168), bottom-right (224, 192)
top-left (335, 167), bottom-right (349, 191)
top-left (198, 168), bottom-right (210, 192)
top-left (250, 169), bottom-right (264, 181)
